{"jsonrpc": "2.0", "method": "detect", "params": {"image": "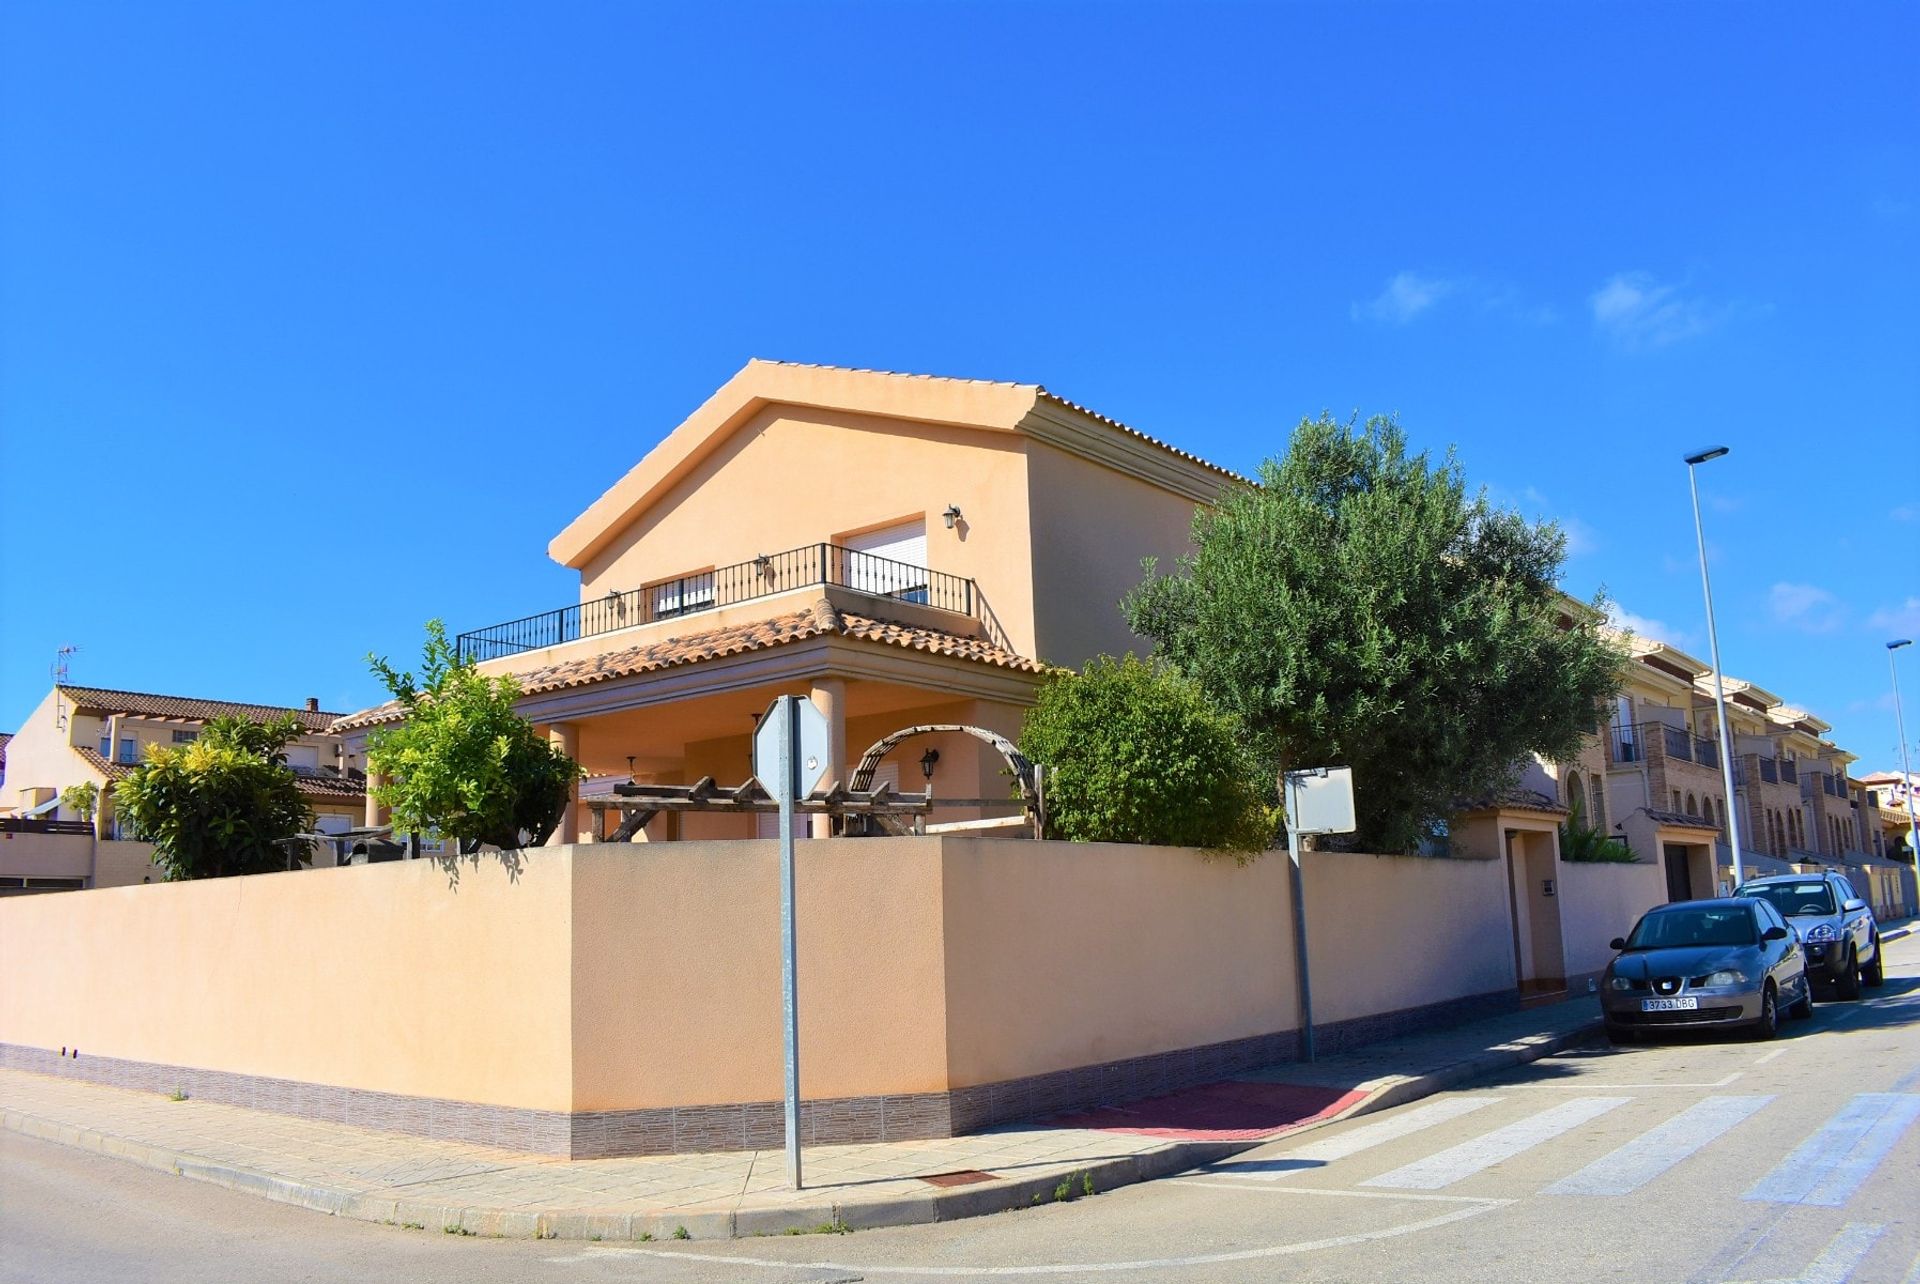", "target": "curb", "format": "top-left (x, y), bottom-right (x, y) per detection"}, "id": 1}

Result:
top-left (1, 1018), bottom-right (1602, 1241)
